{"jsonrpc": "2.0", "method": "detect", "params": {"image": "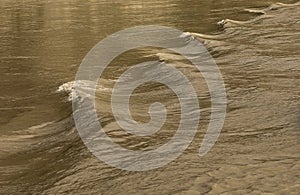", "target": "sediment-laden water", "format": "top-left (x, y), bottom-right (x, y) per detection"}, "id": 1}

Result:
top-left (0, 0), bottom-right (299, 194)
